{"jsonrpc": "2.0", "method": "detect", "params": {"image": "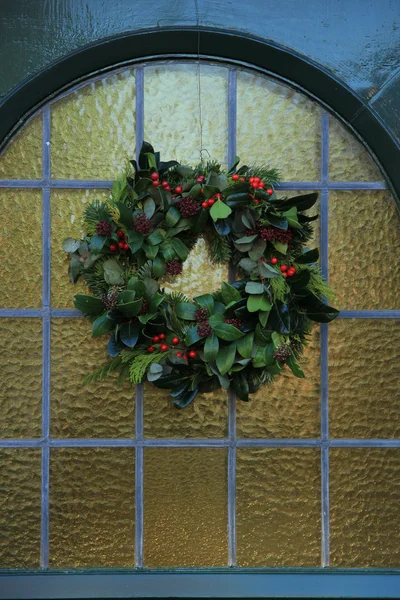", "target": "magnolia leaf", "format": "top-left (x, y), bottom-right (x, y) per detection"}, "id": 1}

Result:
top-left (272, 242), bottom-right (288, 255)
top-left (120, 321), bottom-right (140, 348)
top-left (210, 199), bottom-right (232, 221)
top-left (236, 332), bottom-right (254, 359)
top-left (296, 248), bottom-right (320, 264)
